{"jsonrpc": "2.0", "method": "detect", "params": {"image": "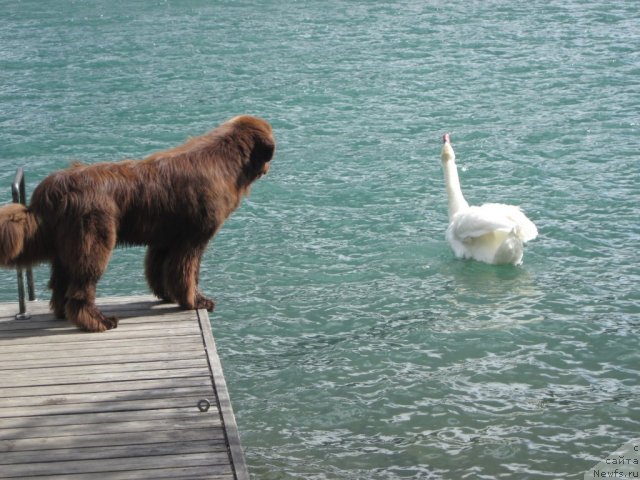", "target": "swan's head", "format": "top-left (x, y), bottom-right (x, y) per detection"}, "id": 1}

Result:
top-left (441, 133), bottom-right (455, 163)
